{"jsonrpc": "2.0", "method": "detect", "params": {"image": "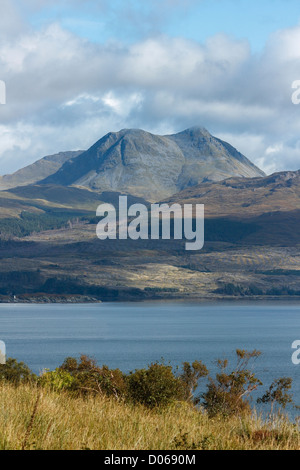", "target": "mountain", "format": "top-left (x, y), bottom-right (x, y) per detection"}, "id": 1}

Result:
top-left (0, 169), bottom-right (299, 301)
top-left (40, 127), bottom-right (264, 201)
top-left (164, 170), bottom-right (300, 245)
top-left (165, 170), bottom-right (300, 218)
top-left (0, 151), bottom-right (84, 190)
